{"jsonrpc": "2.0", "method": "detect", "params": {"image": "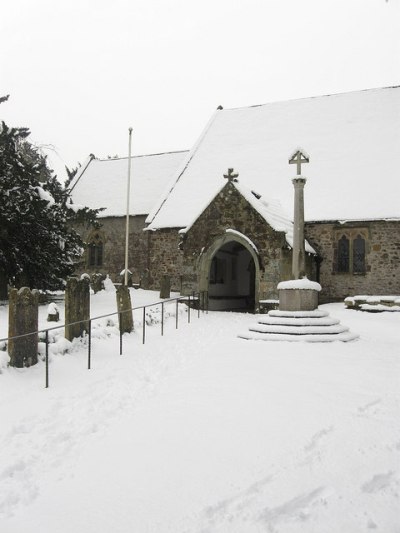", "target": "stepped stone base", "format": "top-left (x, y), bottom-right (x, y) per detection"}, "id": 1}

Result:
top-left (239, 309), bottom-right (359, 343)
